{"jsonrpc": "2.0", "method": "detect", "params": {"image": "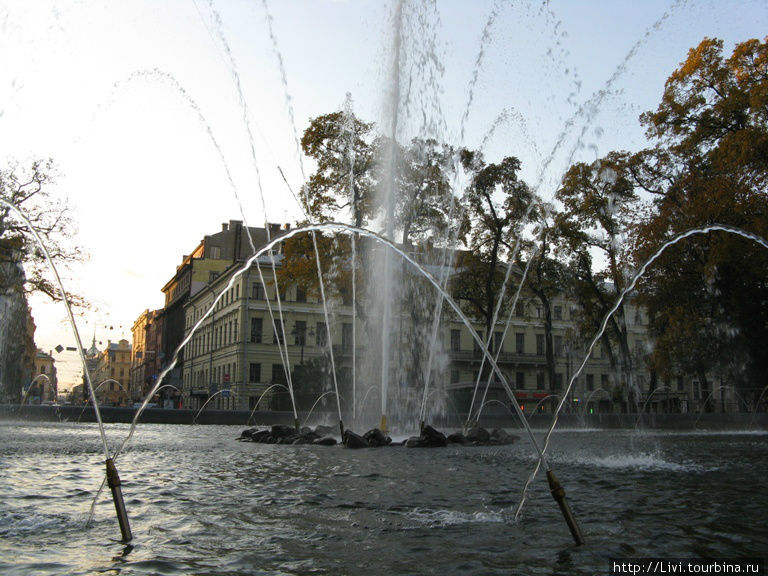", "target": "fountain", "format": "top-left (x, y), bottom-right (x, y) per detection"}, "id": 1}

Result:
top-left (1, 2), bottom-right (767, 573)
top-left (20, 374), bottom-right (51, 406)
